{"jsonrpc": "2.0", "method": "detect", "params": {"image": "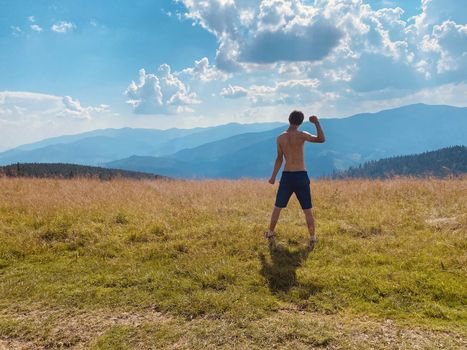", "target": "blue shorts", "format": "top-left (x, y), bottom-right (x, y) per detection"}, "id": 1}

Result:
top-left (275, 171), bottom-right (312, 209)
